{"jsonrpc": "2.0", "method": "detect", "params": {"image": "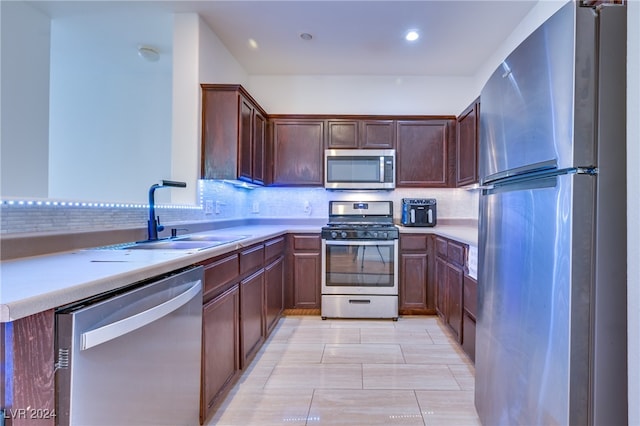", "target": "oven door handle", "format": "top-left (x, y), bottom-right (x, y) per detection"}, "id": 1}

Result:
top-left (323, 240), bottom-right (396, 247)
